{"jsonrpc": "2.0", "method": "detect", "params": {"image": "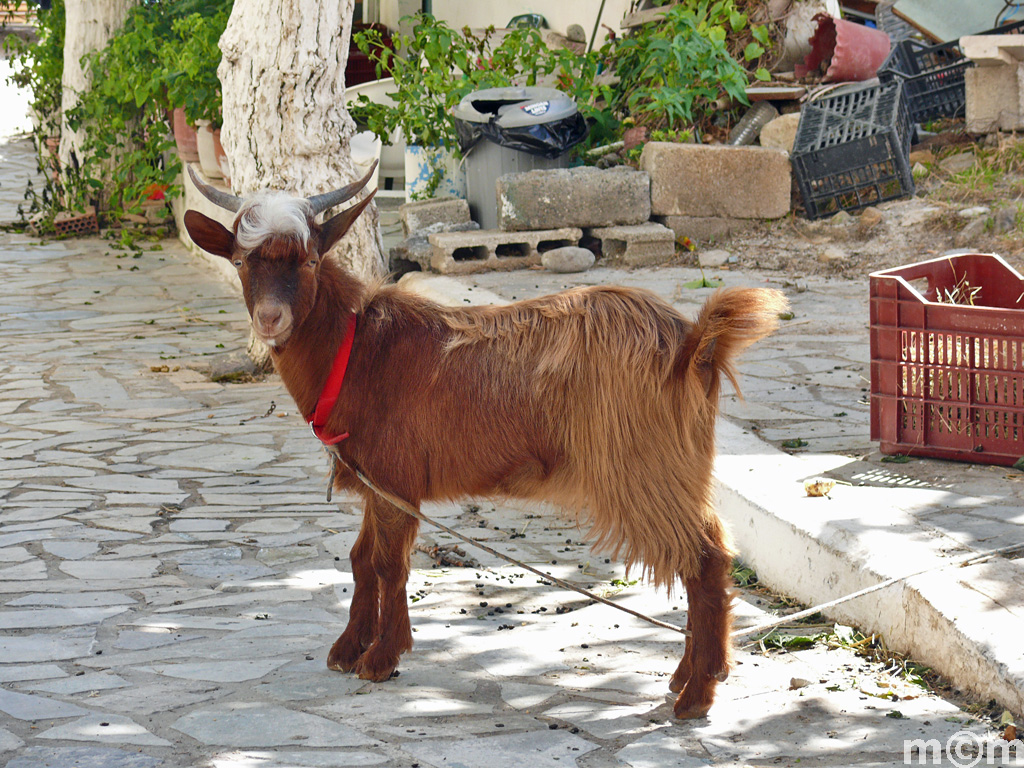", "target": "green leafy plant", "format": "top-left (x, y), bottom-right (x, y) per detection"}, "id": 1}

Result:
top-left (610, 4), bottom-right (766, 133)
top-left (352, 15), bottom-right (615, 195)
top-left (59, 0), bottom-right (230, 217)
